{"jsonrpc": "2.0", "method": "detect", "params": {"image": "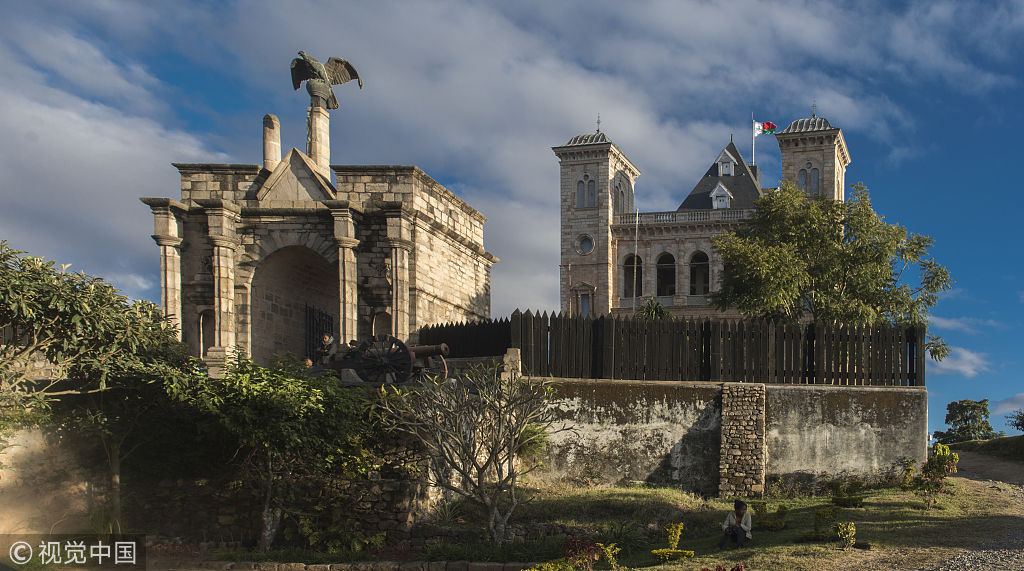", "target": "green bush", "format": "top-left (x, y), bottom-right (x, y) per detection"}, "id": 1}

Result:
top-left (751, 501), bottom-right (789, 531)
